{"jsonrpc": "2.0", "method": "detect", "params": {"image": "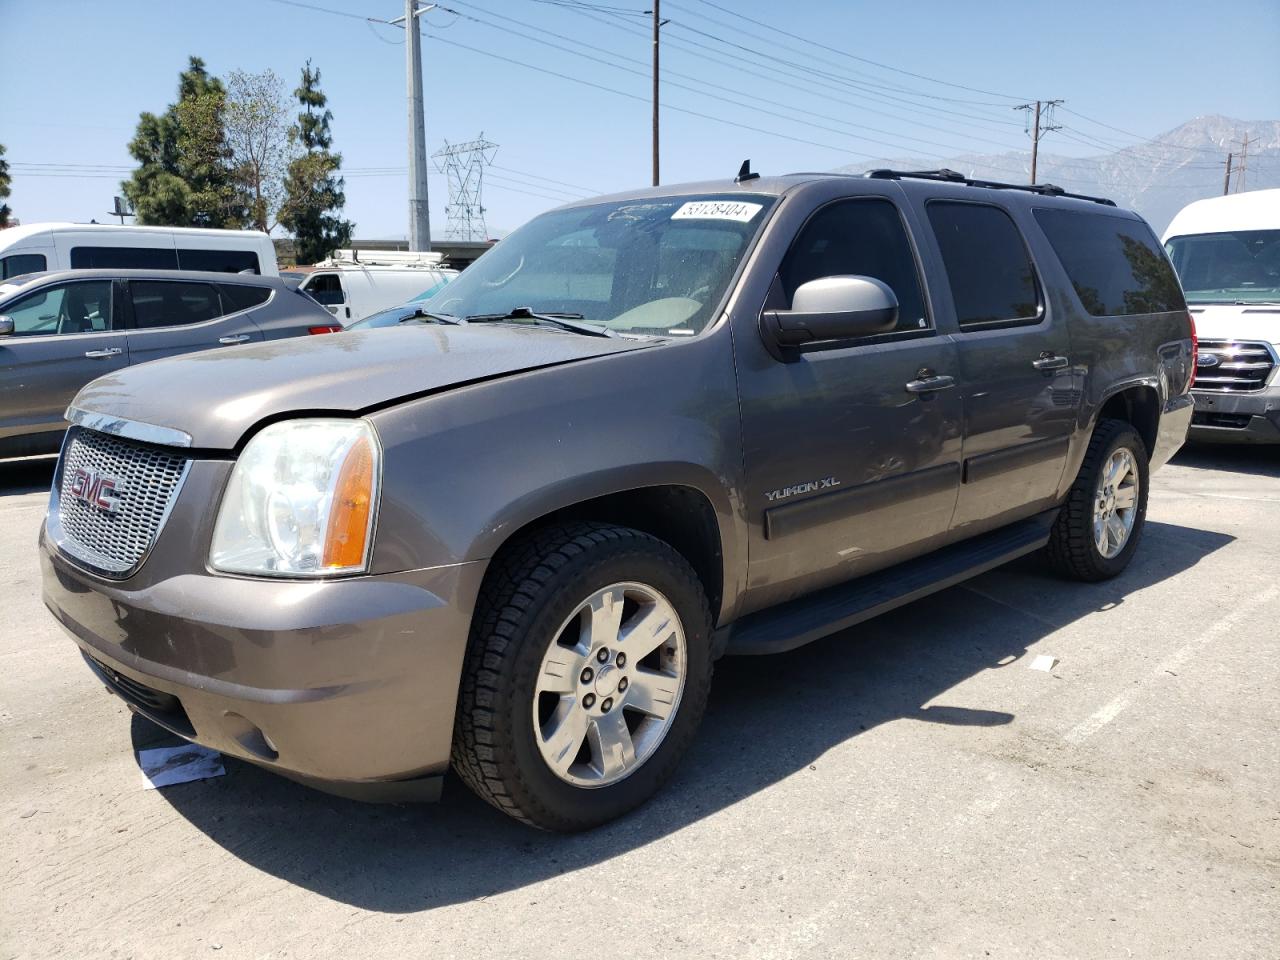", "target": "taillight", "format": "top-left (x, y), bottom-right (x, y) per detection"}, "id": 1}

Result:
top-left (308, 324), bottom-right (342, 335)
top-left (1188, 311), bottom-right (1198, 388)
